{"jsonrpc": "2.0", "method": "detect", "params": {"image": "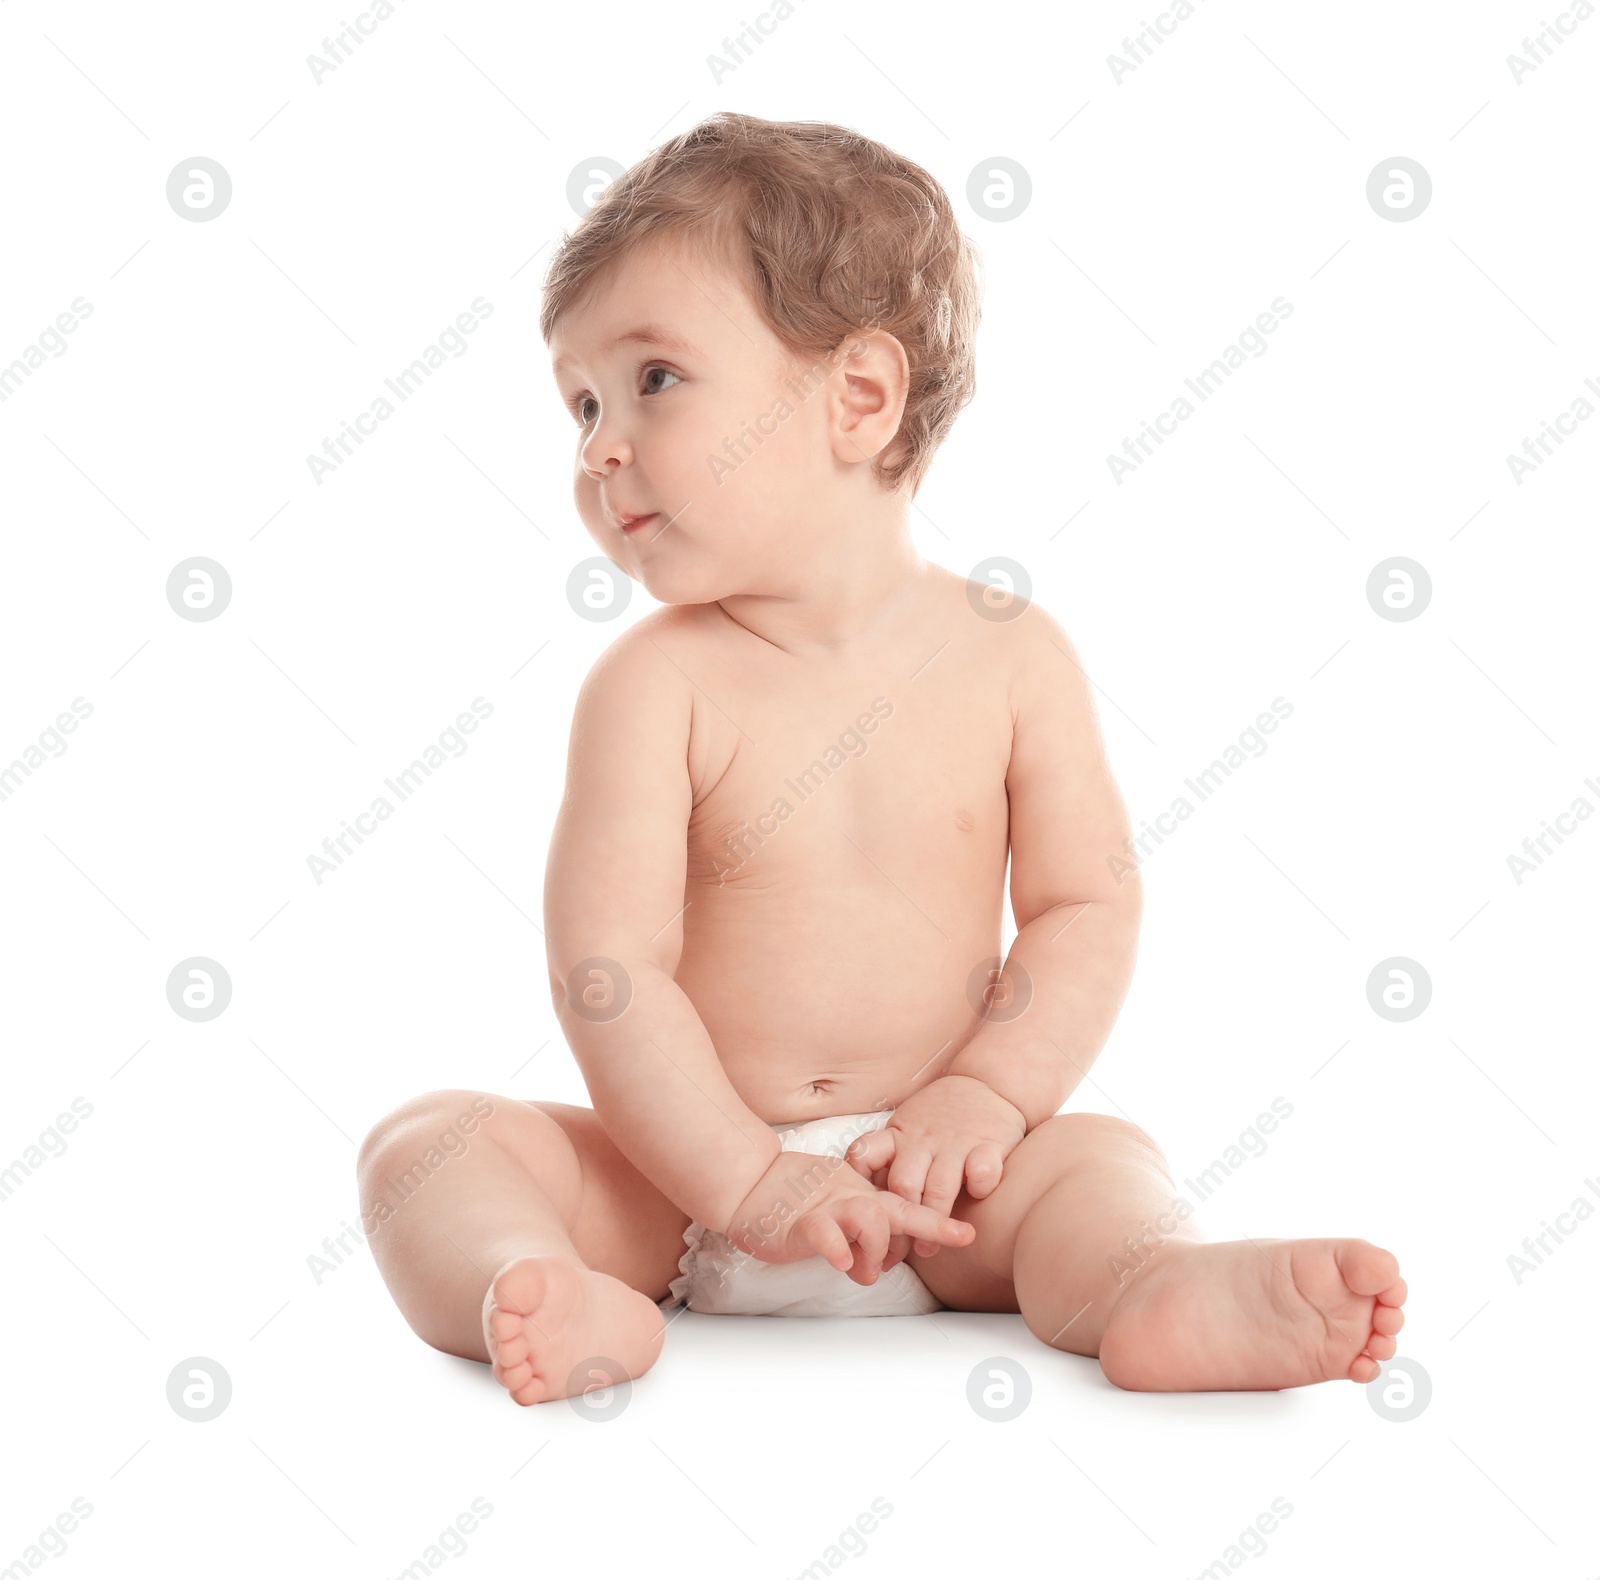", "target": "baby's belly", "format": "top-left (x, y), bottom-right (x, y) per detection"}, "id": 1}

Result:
top-left (676, 842), bottom-right (1008, 1125)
